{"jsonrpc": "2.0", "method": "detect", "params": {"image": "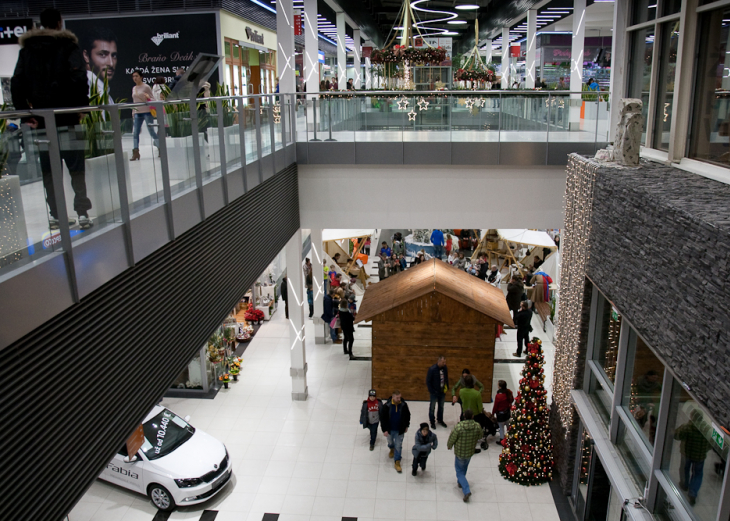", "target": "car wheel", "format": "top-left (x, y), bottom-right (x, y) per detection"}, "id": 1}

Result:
top-left (148, 484), bottom-right (175, 511)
